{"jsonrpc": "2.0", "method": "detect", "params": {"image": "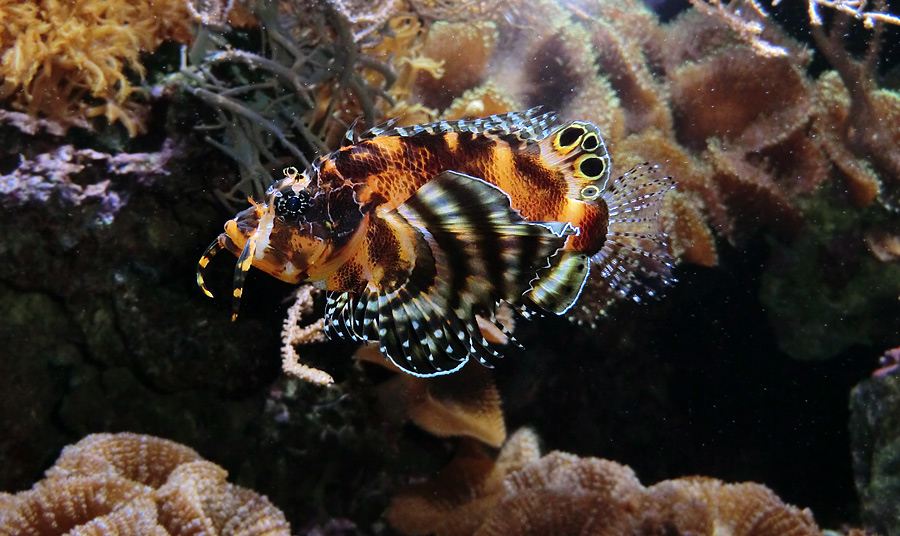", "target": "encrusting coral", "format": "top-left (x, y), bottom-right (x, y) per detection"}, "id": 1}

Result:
top-left (0, 432), bottom-right (290, 536)
top-left (388, 428), bottom-right (825, 536)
